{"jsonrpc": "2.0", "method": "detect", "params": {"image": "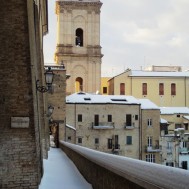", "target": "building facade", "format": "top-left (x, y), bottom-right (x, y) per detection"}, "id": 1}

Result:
top-left (0, 0), bottom-right (49, 188)
top-left (139, 99), bottom-right (161, 164)
top-left (66, 93), bottom-right (161, 163)
top-left (55, 0), bottom-right (103, 95)
top-left (108, 69), bottom-right (189, 107)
